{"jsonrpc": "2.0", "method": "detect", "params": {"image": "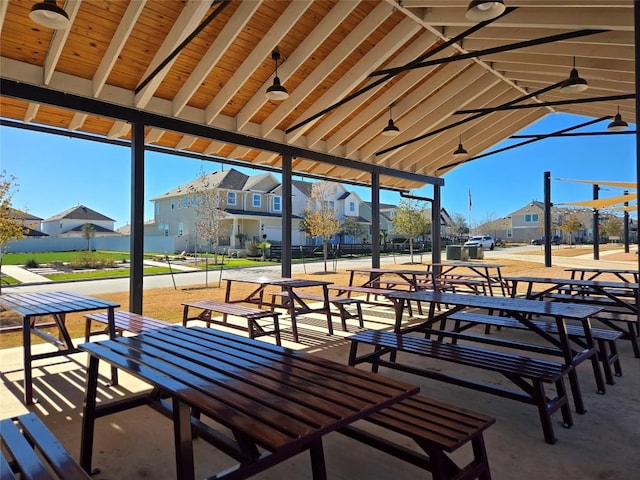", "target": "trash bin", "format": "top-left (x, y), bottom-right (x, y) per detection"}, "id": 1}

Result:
top-left (466, 245), bottom-right (484, 259)
top-left (446, 245), bottom-right (469, 261)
